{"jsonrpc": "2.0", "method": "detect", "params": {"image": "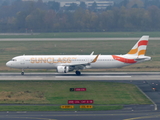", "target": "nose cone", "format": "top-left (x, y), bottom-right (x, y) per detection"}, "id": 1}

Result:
top-left (6, 61), bottom-right (12, 67)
